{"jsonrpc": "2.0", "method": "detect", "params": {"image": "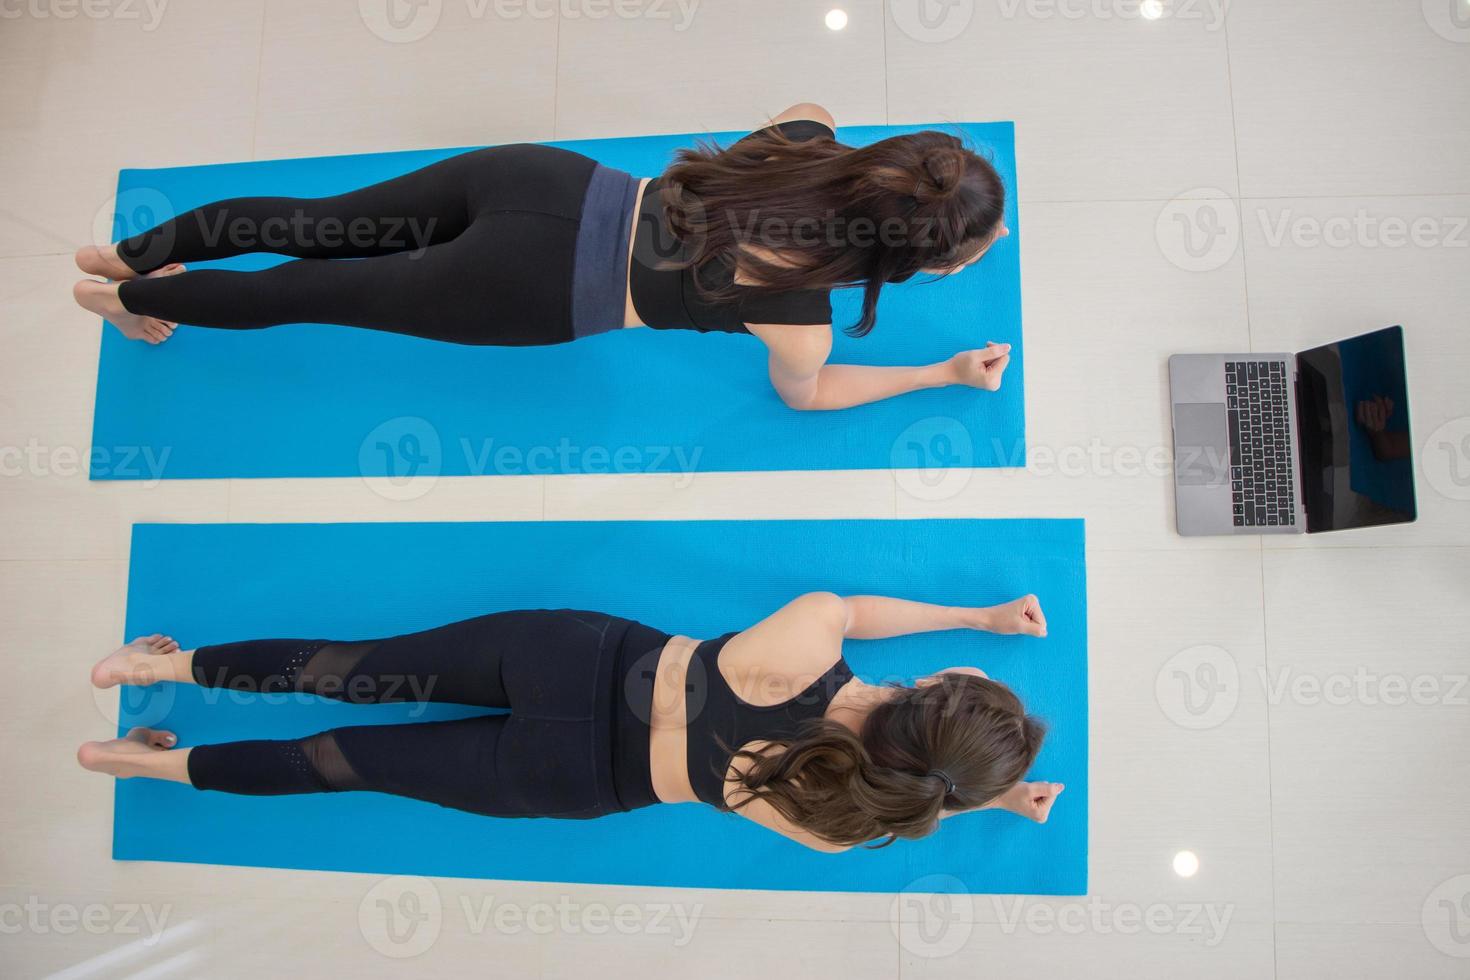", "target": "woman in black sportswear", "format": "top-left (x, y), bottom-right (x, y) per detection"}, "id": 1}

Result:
top-left (73, 104), bottom-right (1014, 412)
top-left (80, 592), bottom-right (1063, 851)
